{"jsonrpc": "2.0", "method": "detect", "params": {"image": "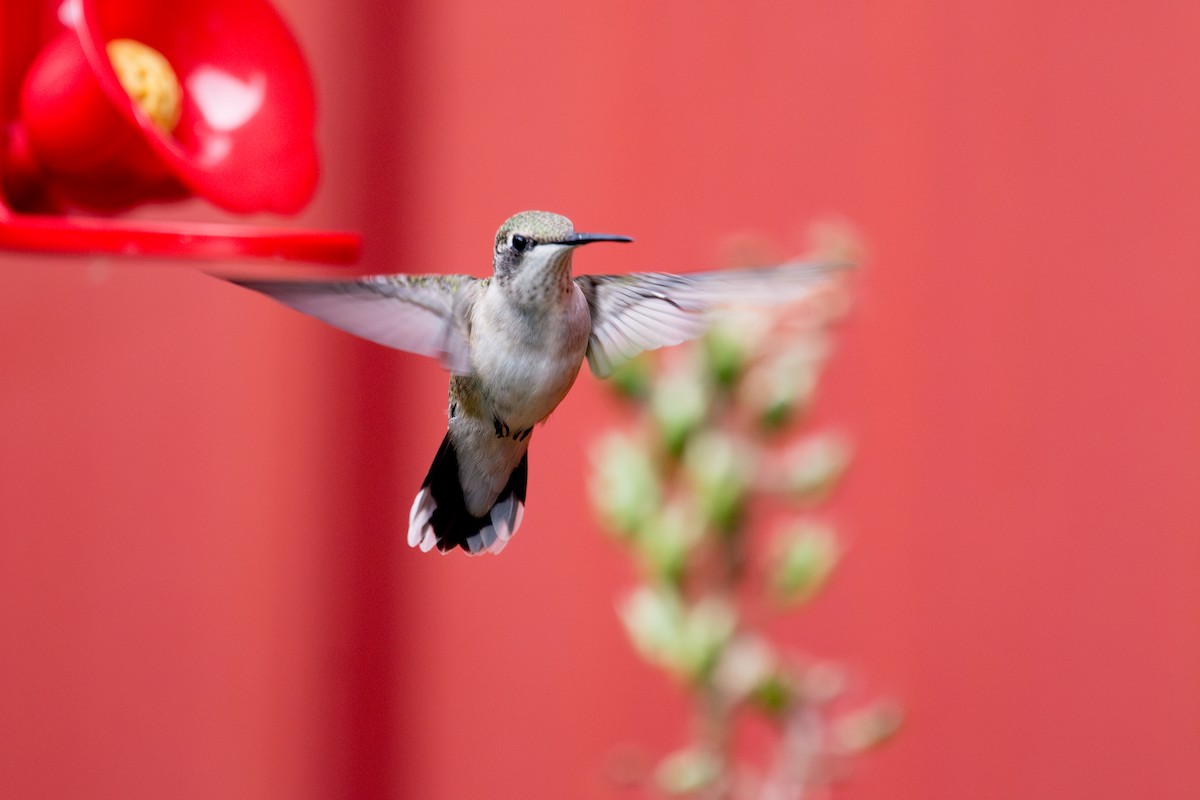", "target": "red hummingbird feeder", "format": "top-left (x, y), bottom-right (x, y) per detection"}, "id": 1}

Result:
top-left (0, 0), bottom-right (359, 264)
